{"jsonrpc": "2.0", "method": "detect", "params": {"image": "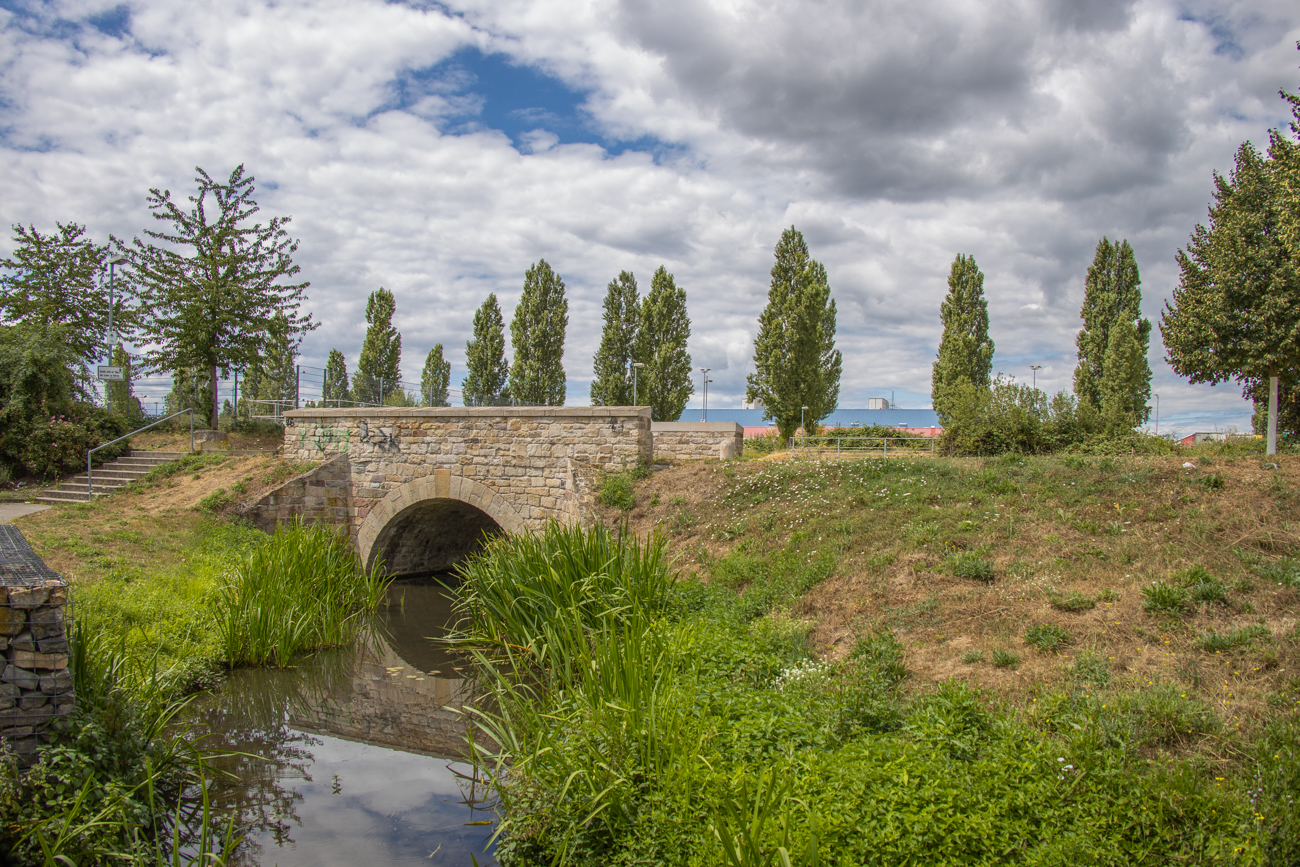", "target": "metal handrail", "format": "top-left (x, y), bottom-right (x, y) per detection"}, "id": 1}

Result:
top-left (87, 409), bottom-right (194, 498)
top-left (788, 435), bottom-right (936, 461)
